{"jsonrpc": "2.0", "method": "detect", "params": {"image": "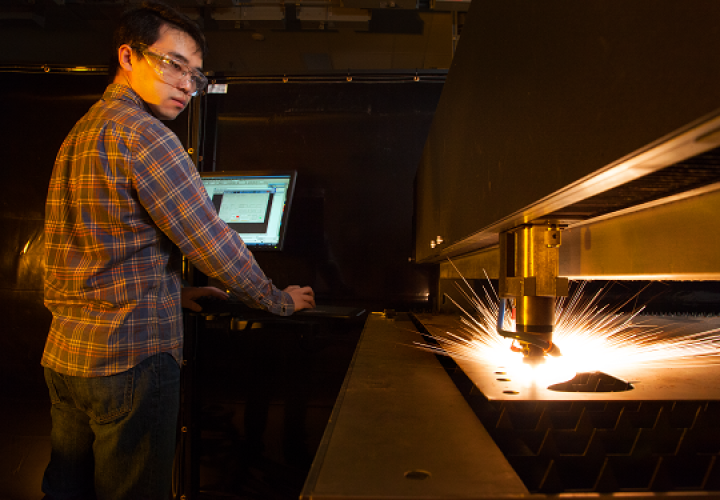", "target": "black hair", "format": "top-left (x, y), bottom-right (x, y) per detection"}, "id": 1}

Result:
top-left (109, 1), bottom-right (207, 81)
